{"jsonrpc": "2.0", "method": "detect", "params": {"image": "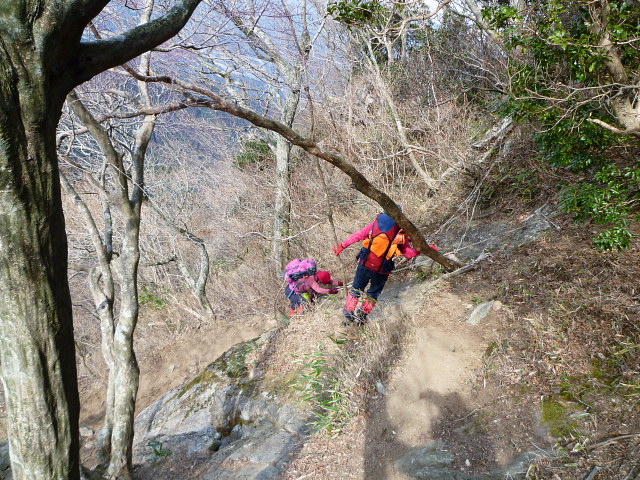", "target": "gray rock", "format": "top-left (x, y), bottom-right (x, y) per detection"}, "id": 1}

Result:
top-left (467, 301), bottom-right (495, 325)
top-left (396, 441), bottom-right (487, 480)
top-left (0, 440), bottom-right (10, 480)
top-left (397, 442), bottom-right (547, 480)
top-left (203, 463), bottom-right (279, 480)
top-left (436, 205), bottom-right (559, 261)
top-left (132, 337), bottom-right (309, 480)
